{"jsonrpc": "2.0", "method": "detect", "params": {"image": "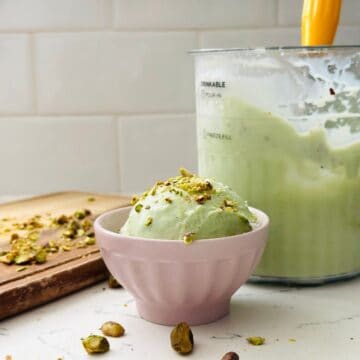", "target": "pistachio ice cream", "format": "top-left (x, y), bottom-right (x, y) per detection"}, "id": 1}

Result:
top-left (120, 169), bottom-right (256, 243)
